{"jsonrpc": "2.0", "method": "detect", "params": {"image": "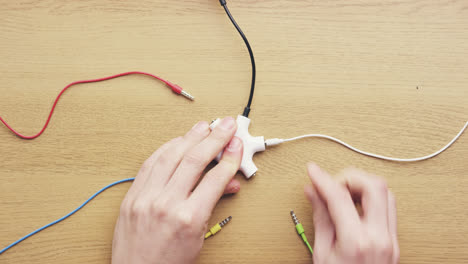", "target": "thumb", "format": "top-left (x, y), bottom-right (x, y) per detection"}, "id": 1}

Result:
top-left (223, 178), bottom-right (241, 194)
